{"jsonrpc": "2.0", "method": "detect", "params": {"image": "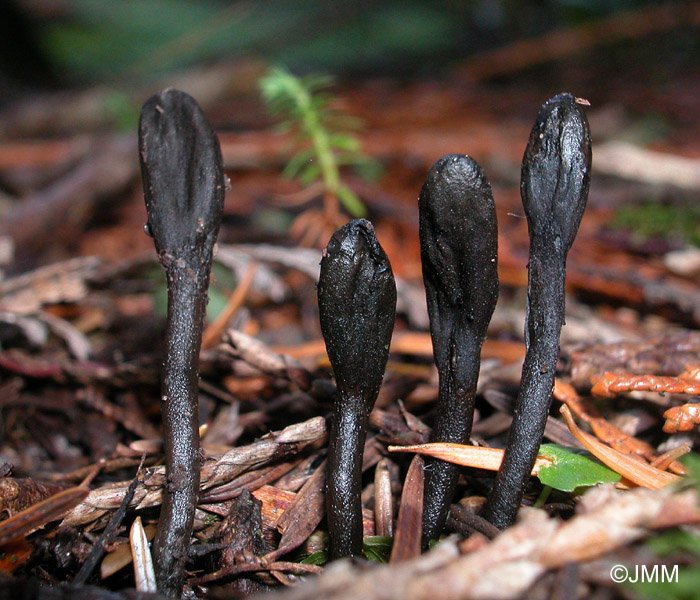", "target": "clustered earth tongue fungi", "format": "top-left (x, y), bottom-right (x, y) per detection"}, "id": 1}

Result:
top-left (139, 88), bottom-right (225, 596)
top-left (318, 219), bottom-right (397, 559)
top-left (136, 85), bottom-right (589, 593)
top-left (418, 154), bottom-right (499, 546)
top-left (484, 93), bottom-right (592, 529)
